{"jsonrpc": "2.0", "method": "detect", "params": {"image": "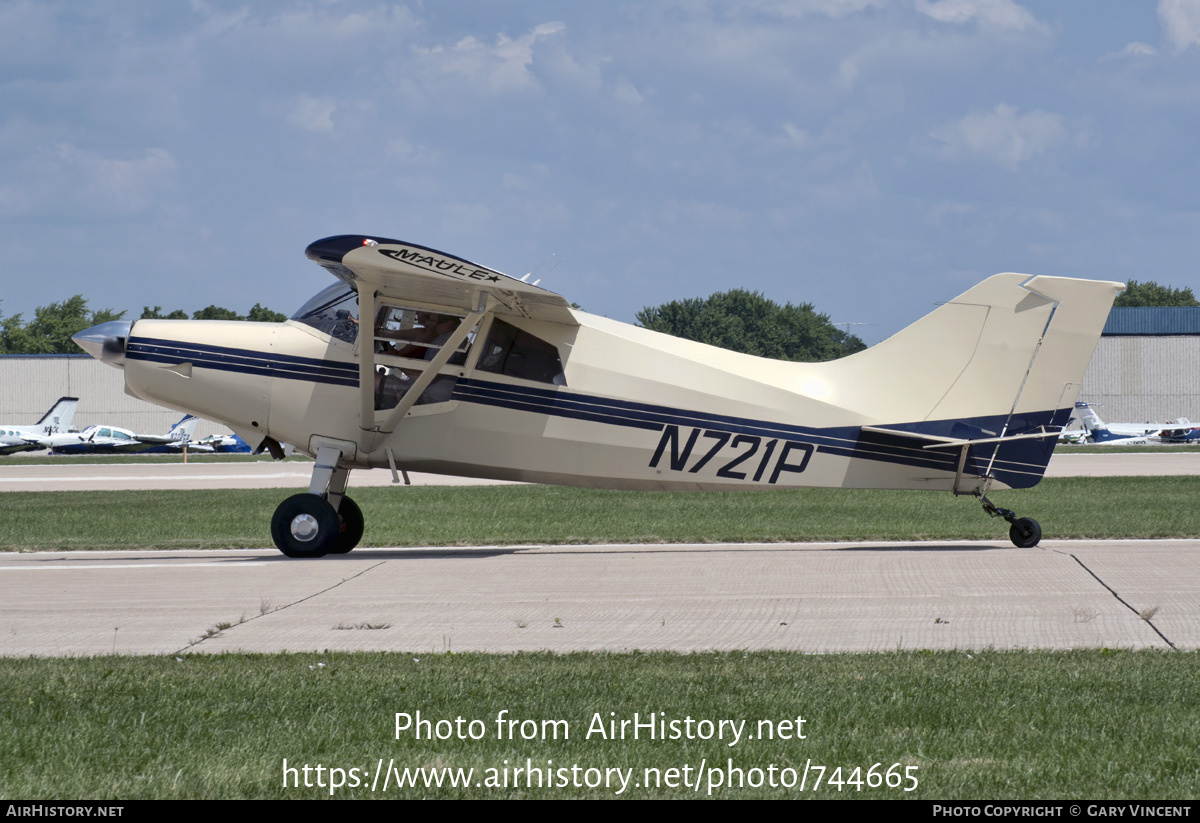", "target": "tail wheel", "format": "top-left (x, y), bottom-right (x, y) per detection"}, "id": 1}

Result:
top-left (327, 495), bottom-right (364, 555)
top-left (1009, 517), bottom-right (1042, 549)
top-left (271, 493), bottom-right (339, 558)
